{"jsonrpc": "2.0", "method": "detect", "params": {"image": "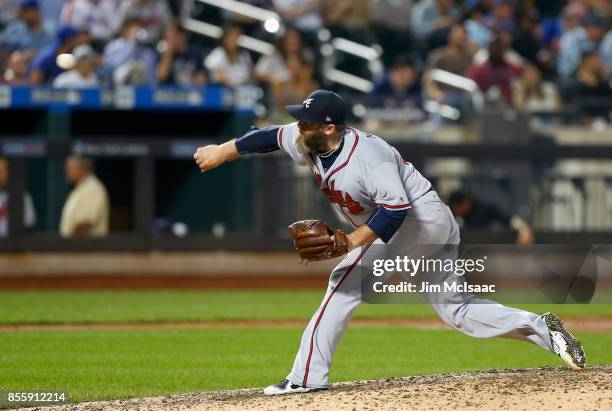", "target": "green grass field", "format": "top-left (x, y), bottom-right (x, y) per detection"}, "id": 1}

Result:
top-left (1, 291), bottom-right (612, 324)
top-left (1, 291), bottom-right (611, 404)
